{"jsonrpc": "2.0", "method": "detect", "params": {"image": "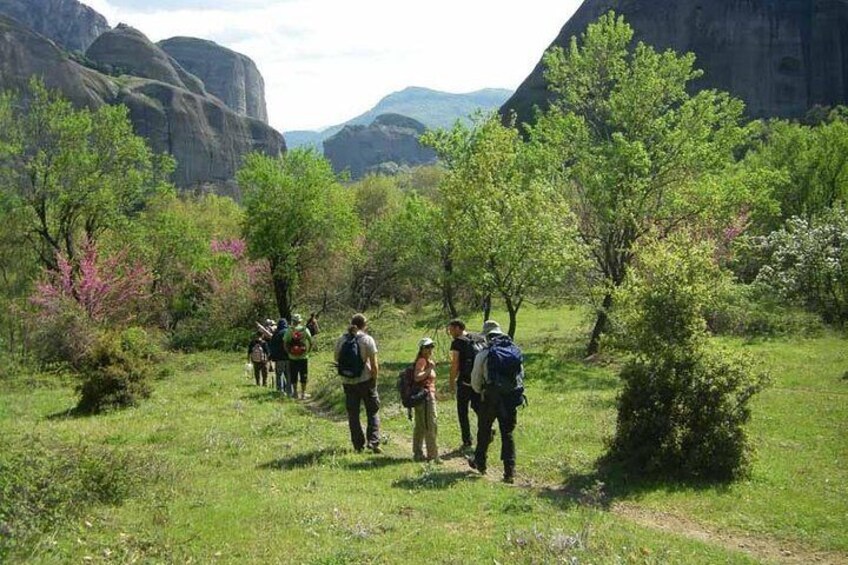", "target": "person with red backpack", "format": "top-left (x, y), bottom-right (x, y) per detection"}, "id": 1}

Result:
top-left (283, 313), bottom-right (313, 399)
